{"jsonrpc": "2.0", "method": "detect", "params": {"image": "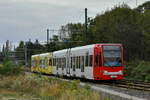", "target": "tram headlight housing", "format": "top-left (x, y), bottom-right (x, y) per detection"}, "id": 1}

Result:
top-left (103, 70), bottom-right (123, 75)
top-left (118, 70), bottom-right (123, 75)
top-left (103, 70), bottom-right (108, 75)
